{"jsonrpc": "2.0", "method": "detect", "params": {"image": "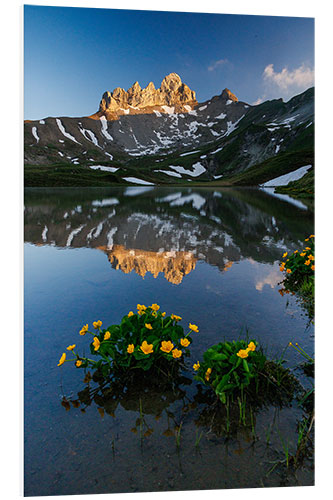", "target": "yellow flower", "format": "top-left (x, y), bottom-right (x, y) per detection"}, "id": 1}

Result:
top-left (309, 234), bottom-right (315, 238)
top-left (311, 265), bottom-right (315, 271)
top-left (300, 252), bottom-right (306, 257)
top-left (171, 314), bottom-right (182, 321)
top-left (193, 362), bottom-right (200, 371)
top-left (92, 337), bottom-right (100, 351)
top-left (180, 338), bottom-right (190, 348)
top-left (128, 311), bottom-right (134, 317)
top-left (93, 320), bottom-right (102, 329)
top-left (79, 324), bottom-right (88, 336)
top-left (137, 304), bottom-right (147, 316)
top-left (305, 247), bottom-right (311, 251)
top-left (189, 323), bottom-right (199, 332)
top-left (237, 349), bottom-right (249, 359)
top-left (308, 254), bottom-right (314, 261)
top-left (283, 252), bottom-right (288, 258)
top-left (294, 250), bottom-right (298, 254)
top-left (66, 344), bottom-right (76, 351)
top-left (127, 344), bottom-right (134, 354)
top-left (151, 303), bottom-right (160, 312)
top-left (172, 348), bottom-right (182, 359)
top-left (140, 340), bottom-right (153, 355)
top-left (57, 353), bottom-right (66, 366)
top-left (247, 341), bottom-right (256, 351)
top-left (162, 312), bottom-right (166, 317)
top-left (76, 360), bottom-right (82, 367)
top-left (280, 265), bottom-right (285, 272)
top-left (305, 238), bottom-right (309, 242)
top-left (286, 269), bottom-right (292, 274)
top-left (152, 311), bottom-right (157, 317)
top-left (160, 340), bottom-right (174, 353)
top-left (304, 260), bottom-right (311, 266)
top-left (205, 367), bottom-right (212, 381)
top-left (104, 331), bottom-right (111, 340)
top-left (145, 323), bottom-right (153, 330)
